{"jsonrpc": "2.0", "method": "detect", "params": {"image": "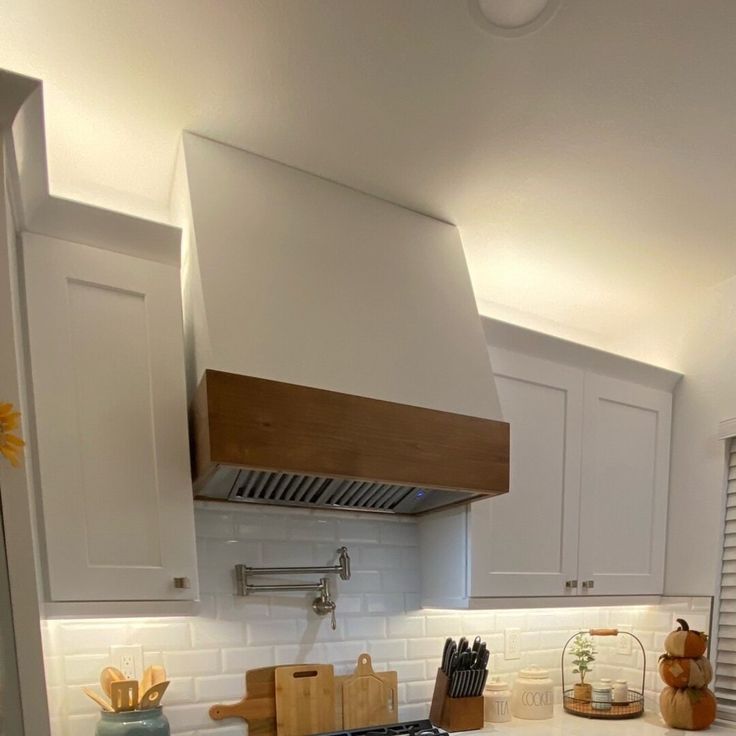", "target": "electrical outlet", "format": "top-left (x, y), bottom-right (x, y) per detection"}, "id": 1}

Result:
top-left (110, 645), bottom-right (143, 680)
top-left (504, 628), bottom-right (521, 660)
top-left (616, 624), bottom-right (633, 655)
